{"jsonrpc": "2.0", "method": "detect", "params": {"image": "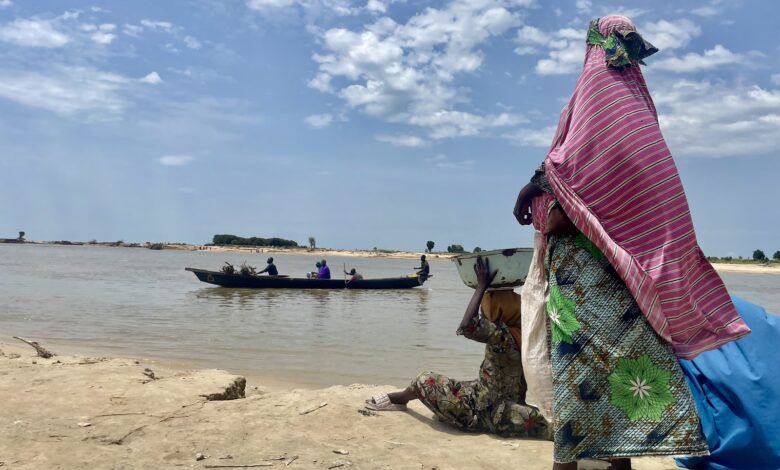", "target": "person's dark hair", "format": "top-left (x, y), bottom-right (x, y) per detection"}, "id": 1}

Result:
top-left (267, 257), bottom-right (273, 263)
top-left (421, 255), bottom-right (426, 260)
top-left (350, 268), bottom-right (356, 275)
top-left (321, 259), bottom-right (327, 265)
